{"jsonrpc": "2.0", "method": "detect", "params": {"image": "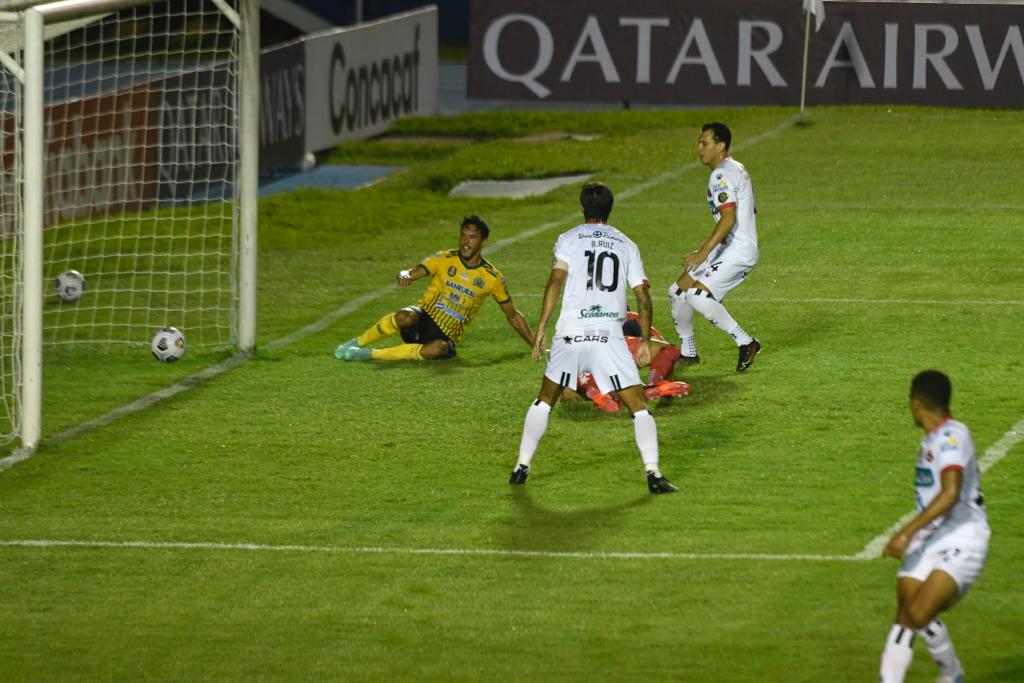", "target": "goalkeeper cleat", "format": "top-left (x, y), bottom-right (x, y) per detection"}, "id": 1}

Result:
top-left (644, 380), bottom-right (692, 401)
top-left (736, 339), bottom-right (761, 372)
top-left (341, 346), bottom-right (372, 362)
top-left (584, 385), bottom-right (620, 413)
top-left (509, 464), bottom-right (530, 485)
top-left (334, 338), bottom-right (359, 359)
top-left (647, 472), bottom-right (679, 494)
